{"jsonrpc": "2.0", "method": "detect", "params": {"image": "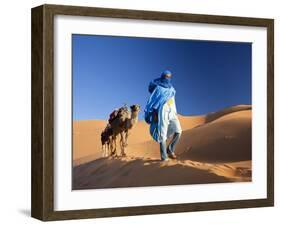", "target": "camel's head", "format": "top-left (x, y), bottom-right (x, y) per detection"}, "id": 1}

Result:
top-left (130, 104), bottom-right (141, 113)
